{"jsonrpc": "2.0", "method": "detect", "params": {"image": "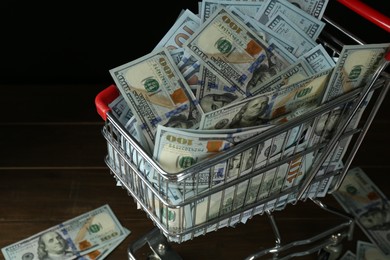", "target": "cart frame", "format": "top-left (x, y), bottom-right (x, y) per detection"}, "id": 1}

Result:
top-left (95, 1), bottom-right (390, 259)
